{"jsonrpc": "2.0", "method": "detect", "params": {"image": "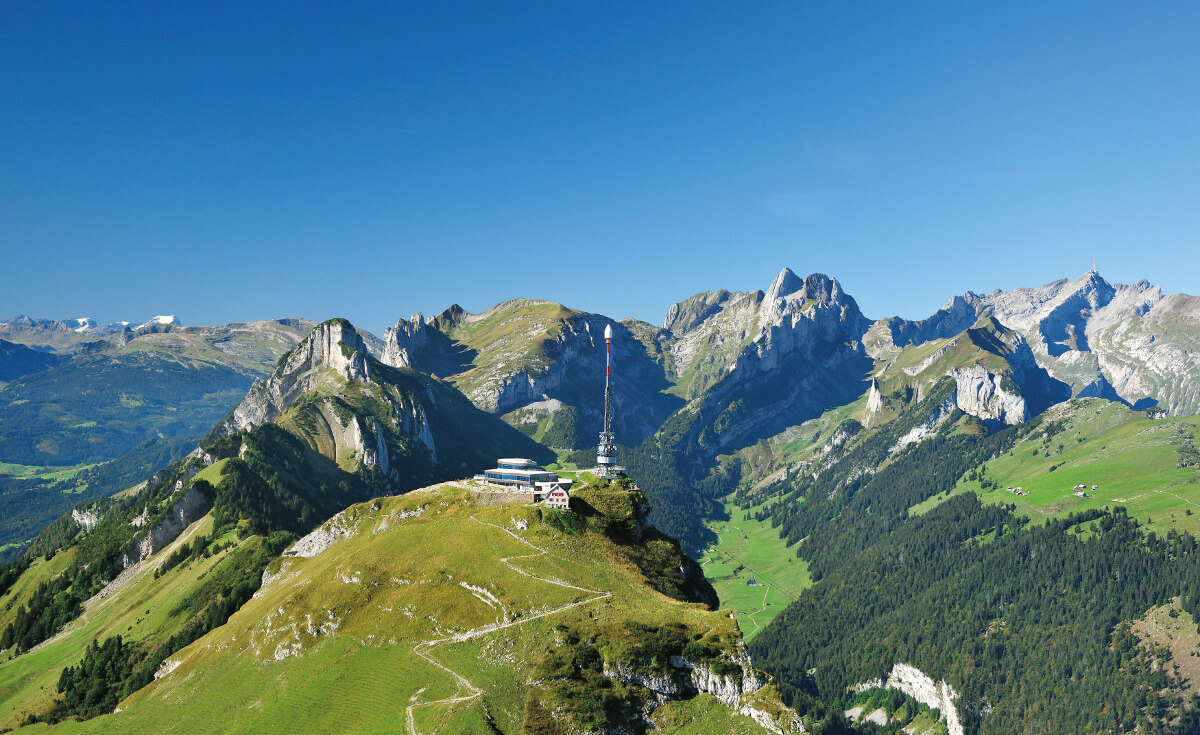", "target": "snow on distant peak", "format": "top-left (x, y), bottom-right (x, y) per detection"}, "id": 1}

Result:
top-left (136, 315), bottom-right (180, 330)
